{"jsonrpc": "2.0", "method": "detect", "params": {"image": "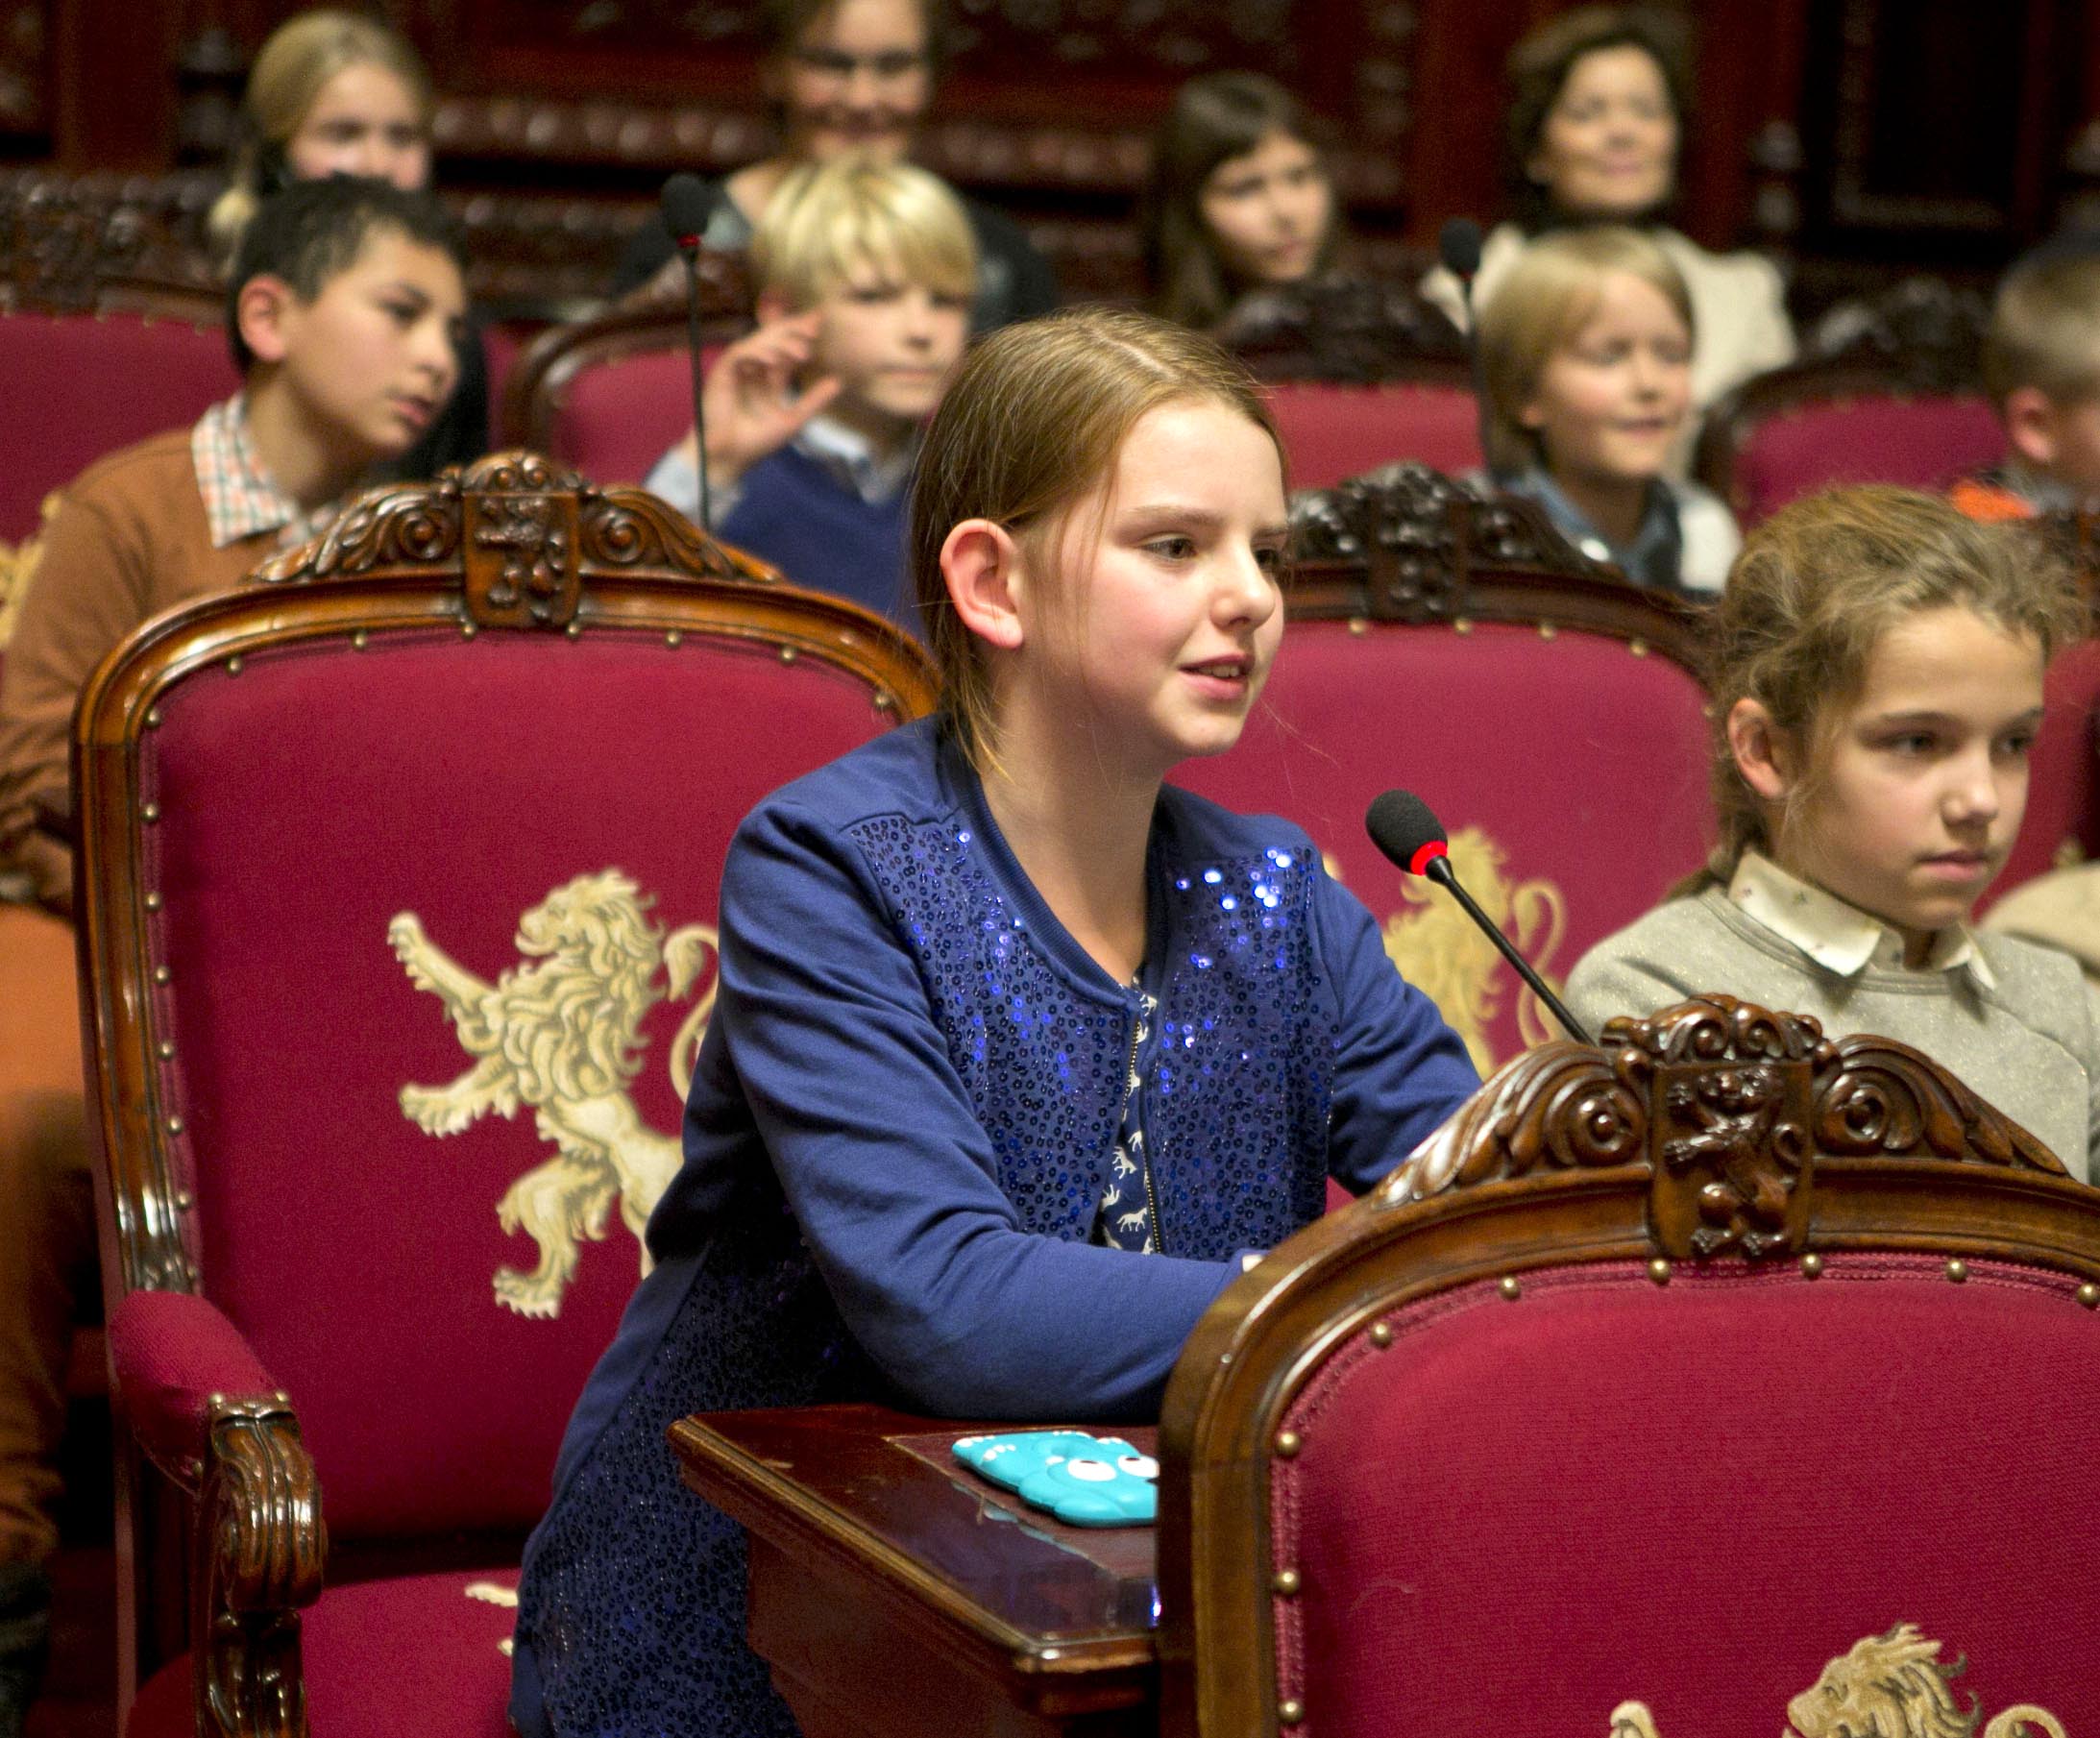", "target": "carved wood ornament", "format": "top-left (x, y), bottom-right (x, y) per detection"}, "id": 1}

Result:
top-left (1282, 461), bottom-right (1704, 672)
top-left (196, 1401), bottom-right (324, 1738)
top-left (1397, 992), bottom-right (2063, 1260)
top-left (1214, 274), bottom-right (1464, 386)
top-left (253, 452), bottom-right (777, 629)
